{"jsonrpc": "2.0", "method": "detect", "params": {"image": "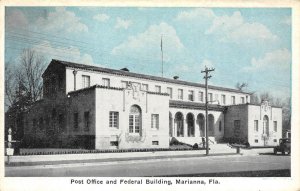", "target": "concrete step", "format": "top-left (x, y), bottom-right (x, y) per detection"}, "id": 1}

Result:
top-left (173, 137), bottom-right (216, 146)
top-left (209, 143), bottom-right (235, 153)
